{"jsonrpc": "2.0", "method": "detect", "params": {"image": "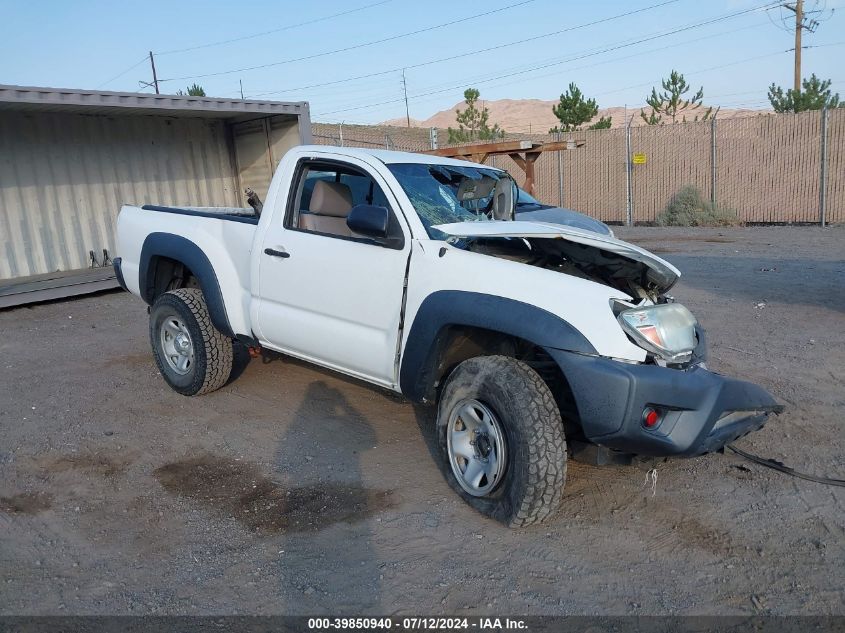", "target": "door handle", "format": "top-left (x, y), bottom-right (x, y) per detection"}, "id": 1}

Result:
top-left (264, 247), bottom-right (290, 259)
